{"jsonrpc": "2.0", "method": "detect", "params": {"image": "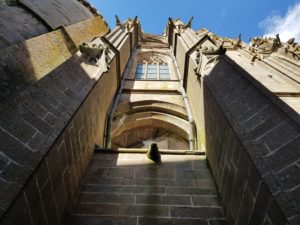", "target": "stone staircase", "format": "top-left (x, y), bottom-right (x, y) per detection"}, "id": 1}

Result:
top-left (66, 151), bottom-right (228, 225)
